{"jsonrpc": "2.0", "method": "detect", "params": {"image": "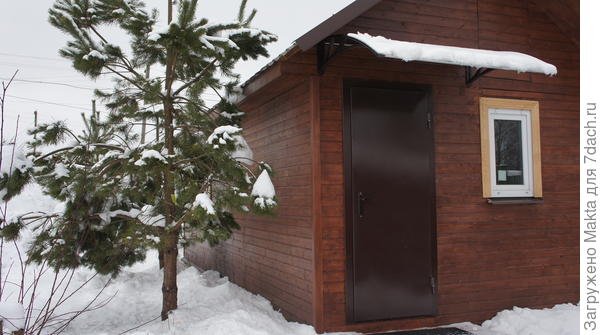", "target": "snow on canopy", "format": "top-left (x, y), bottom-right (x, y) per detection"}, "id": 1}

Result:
top-left (348, 32), bottom-right (557, 75)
